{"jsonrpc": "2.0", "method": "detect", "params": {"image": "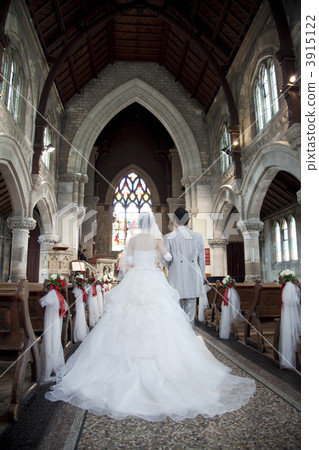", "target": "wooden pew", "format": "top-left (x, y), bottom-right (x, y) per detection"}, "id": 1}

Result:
top-left (0, 280), bottom-right (40, 422)
top-left (232, 282), bottom-right (256, 314)
top-left (244, 281), bottom-right (282, 353)
top-left (204, 281), bottom-right (225, 331)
